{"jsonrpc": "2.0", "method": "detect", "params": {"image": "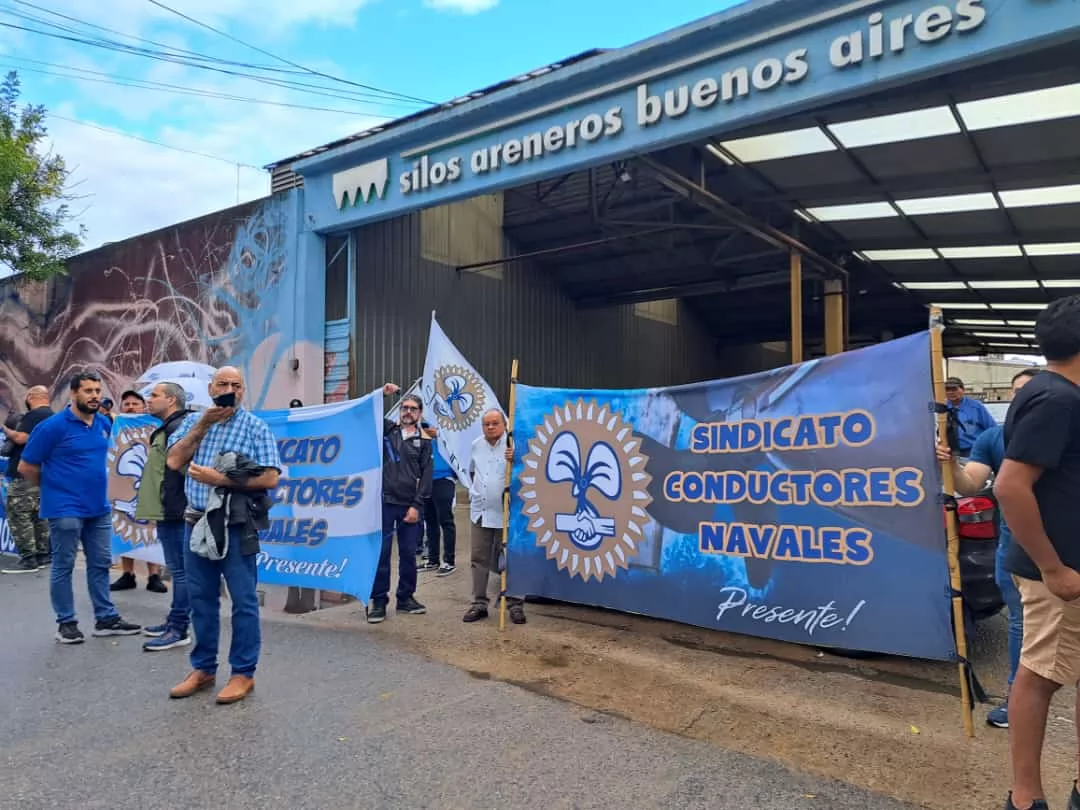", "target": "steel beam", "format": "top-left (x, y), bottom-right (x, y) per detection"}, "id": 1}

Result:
top-left (637, 156), bottom-right (848, 280)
